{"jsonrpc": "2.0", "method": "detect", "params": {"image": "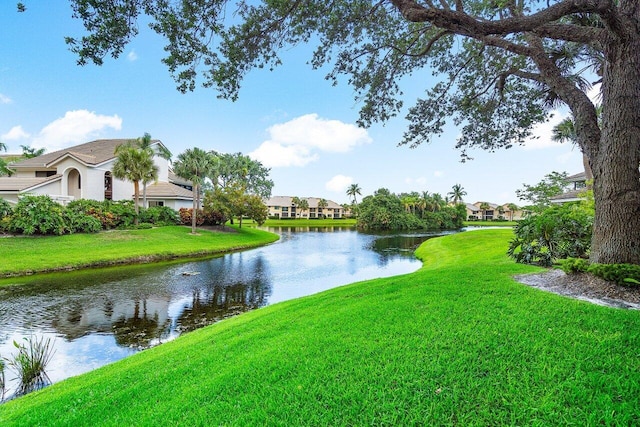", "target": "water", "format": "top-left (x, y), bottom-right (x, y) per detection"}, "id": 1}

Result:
top-left (0, 227), bottom-right (454, 398)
